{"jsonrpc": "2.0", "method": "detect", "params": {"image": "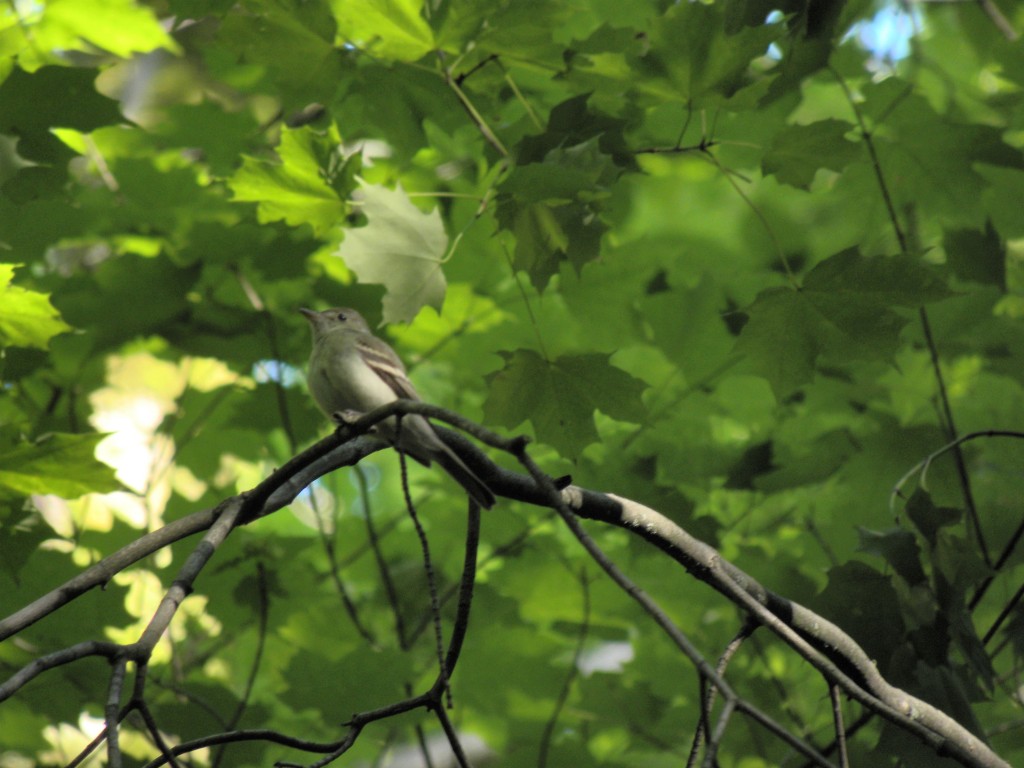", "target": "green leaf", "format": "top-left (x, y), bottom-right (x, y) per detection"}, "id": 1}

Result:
top-left (500, 201), bottom-right (609, 292)
top-left (724, 0), bottom-right (803, 32)
top-left (641, 274), bottom-right (735, 381)
top-left (857, 527), bottom-right (927, 586)
top-left (979, 166), bottom-right (1024, 240)
top-left (56, 254), bottom-right (198, 351)
top-left (736, 250), bottom-right (954, 397)
top-left (484, 350), bottom-right (646, 460)
top-left (150, 102), bottom-right (261, 176)
top-left (459, 0), bottom-right (574, 64)
top-left (336, 181), bottom-right (448, 323)
top-left (217, 0), bottom-right (342, 106)
top-left (0, 264), bottom-right (72, 349)
top-left (763, 119), bottom-right (860, 189)
top-left (514, 96), bottom-right (631, 167)
top-left (330, 0), bottom-right (434, 62)
top-left (810, 561), bottom-right (905, 666)
top-left (229, 126), bottom-right (349, 237)
top-left (0, 505), bottom-right (48, 581)
top-left (499, 132), bottom-right (620, 291)
top-left (29, 0), bottom-right (181, 59)
top-left (0, 66), bottom-right (122, 164)
top-left (644, 2), bottom-right (781, 106)
top-left (944, 223), bottom-right (1005, 289)
top-left (0, 434), bottom-right (120, 498)
top-left (905, 488), bottom-right (963, 547)
top-left (862, 79), bottom-right (1024, 227)
top-left (803, 249), bottom-right (954, 308)
top-left (733, 286), bottom-right (827, 398)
